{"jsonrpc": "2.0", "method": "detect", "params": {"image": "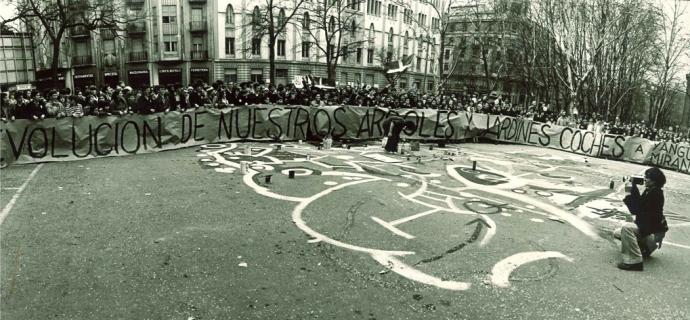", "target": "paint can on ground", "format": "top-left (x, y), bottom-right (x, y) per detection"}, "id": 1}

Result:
top-left (609, 180), bottom-right (614, 189)
top-left (276, 145), bottom-right (282, 150)
top-left (306, 154), bottom-right (311, 161)
top-left (298, 140), bottom-right (303, 144)
top-left (240, 161), bottom-right (249, 174)
top-left (265, 175), bottom-right (272, 184)
top-left (472, 160), bottom-right (477, 171)
top-left (429, 145), bottom-right (434, 150)
top-left (288, 170), bottom-right (295, 179)
top-left (438, 142), bottom-right (446, 148)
